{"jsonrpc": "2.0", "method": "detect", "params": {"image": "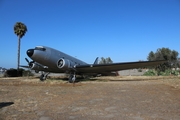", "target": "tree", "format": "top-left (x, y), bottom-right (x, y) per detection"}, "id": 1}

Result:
top-left (147, 51), bottom-right (155, 61)
top-left (147, 47), bottom-right (179, 72)
top-left (105, 57), bottom-right (113, 64)
top-left (14, 22), bottom-right (27, 71)
top-left (99, 57), bottom-right (113, 64)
